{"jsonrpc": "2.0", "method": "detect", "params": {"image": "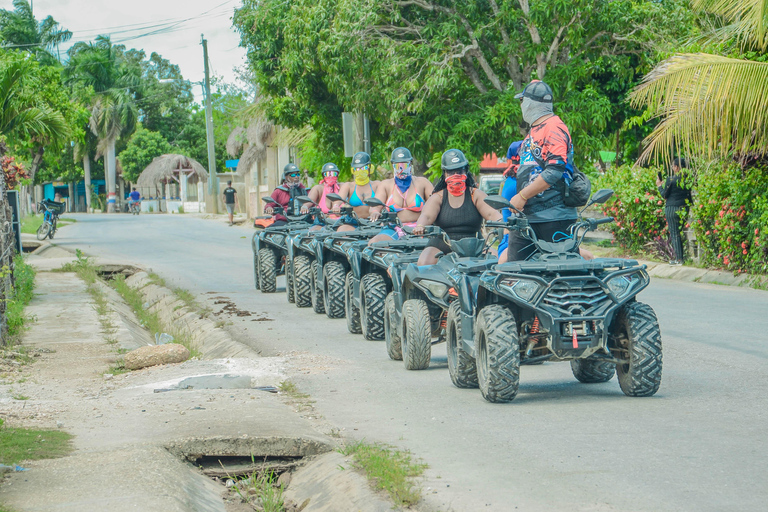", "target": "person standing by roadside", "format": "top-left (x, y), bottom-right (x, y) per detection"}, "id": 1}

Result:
top-left (223, 180), bottom-right (237, 226)
top-left (656, 158), bottom-right (692, 265)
